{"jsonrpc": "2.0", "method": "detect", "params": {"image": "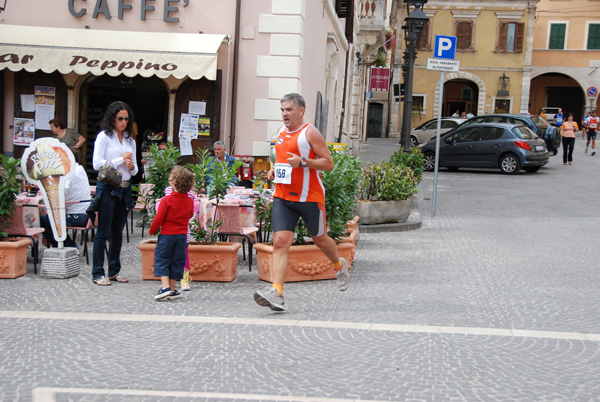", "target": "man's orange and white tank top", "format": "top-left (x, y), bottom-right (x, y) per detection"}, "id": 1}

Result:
top-left (273, 122), bottom-right (325, 205)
